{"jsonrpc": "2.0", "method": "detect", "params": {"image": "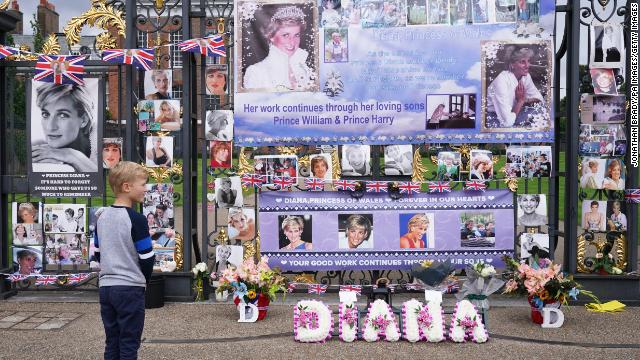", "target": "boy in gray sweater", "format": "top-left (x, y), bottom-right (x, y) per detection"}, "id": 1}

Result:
top-left (94, 161), bottom-right (155, 359)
